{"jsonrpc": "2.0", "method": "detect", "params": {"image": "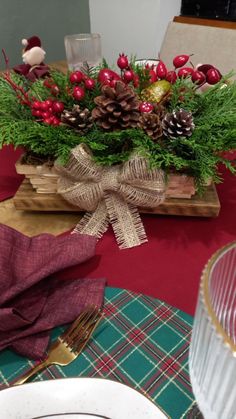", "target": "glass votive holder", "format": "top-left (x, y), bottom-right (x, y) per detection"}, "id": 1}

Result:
top-left (189, 241), bottom-right (236, 419)
top-left (64, 33), bottom-right (102, 71)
